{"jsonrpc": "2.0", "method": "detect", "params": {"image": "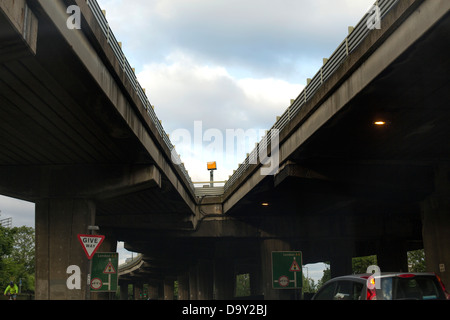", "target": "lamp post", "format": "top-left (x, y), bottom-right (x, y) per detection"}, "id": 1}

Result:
top-left (85, 225), bottom-right (99, 300)
top-left (207, 162), bottom-right (217, 187)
